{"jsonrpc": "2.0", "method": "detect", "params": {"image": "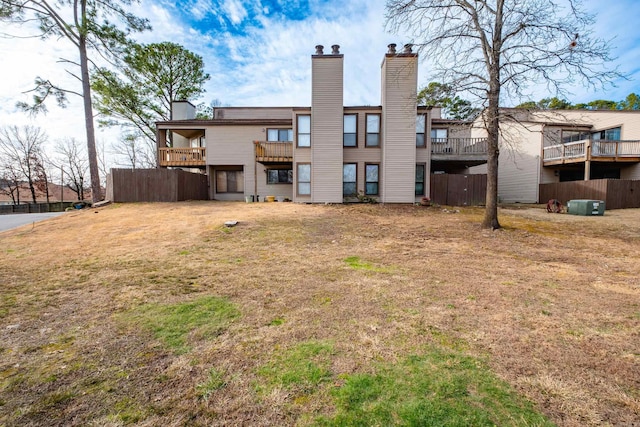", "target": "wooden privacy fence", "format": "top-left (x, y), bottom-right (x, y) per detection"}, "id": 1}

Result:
top-left (430, 174), bottom-right (487, 206)
top-left (539, 179), bottom-right (640, 210)
top-left (106, 169), bottom-right (209, 203)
